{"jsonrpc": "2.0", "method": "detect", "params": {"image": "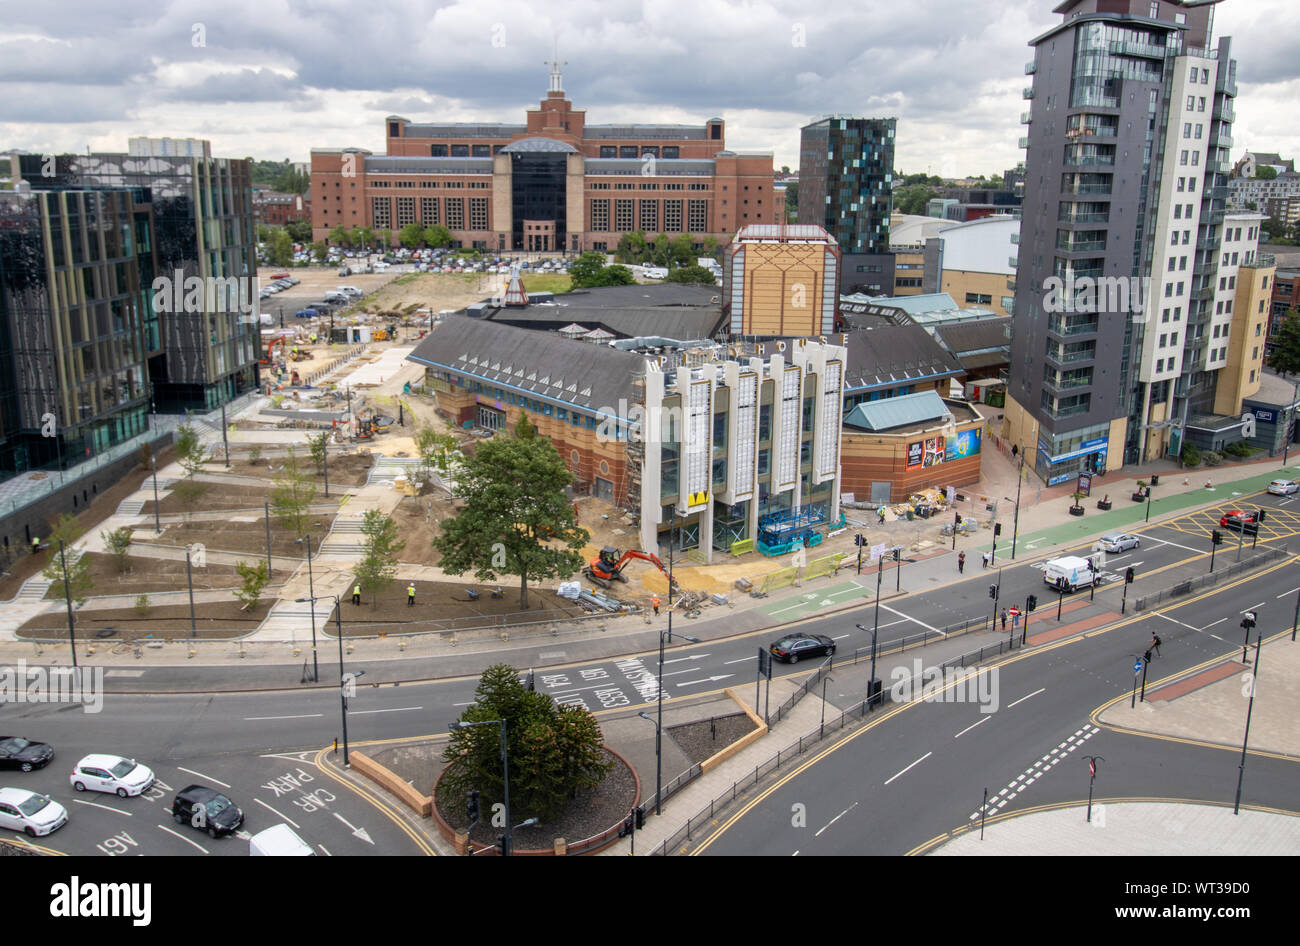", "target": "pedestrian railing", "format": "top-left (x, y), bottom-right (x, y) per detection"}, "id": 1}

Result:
top-left (649, 633), bottom-right (1024, 855)
top-left (1133, 545), bottom-right (1290, 611)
